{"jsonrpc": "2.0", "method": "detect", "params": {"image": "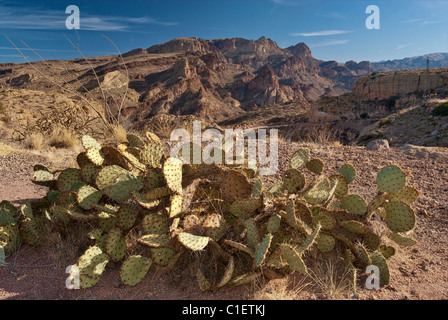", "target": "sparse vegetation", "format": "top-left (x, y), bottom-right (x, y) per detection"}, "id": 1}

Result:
top-left (432, 102), bottom-right (448, 117)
